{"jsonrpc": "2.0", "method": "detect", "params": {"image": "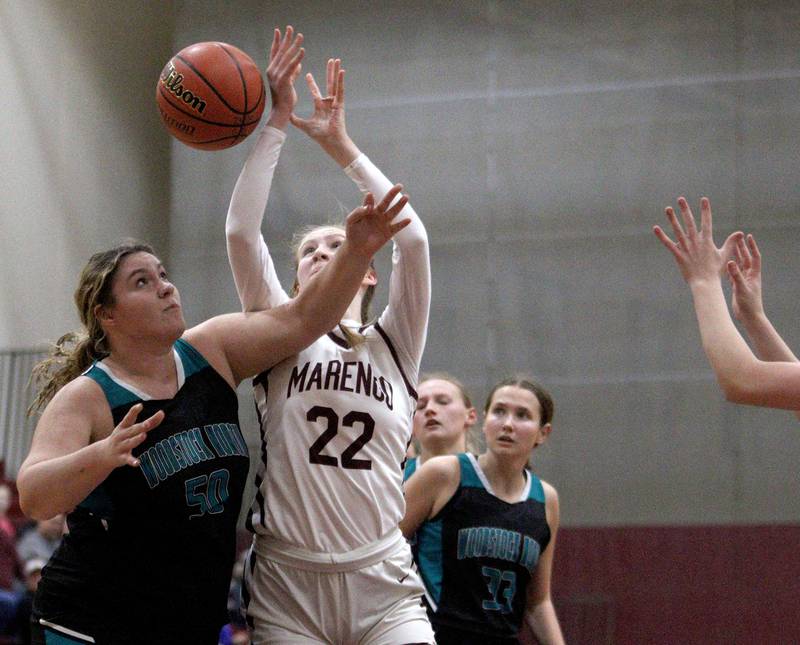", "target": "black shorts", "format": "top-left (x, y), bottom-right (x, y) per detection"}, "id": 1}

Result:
top-left (433, 622), bottom-right (520, 645)
top-left (30, 615), bottom-right (221, 645)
